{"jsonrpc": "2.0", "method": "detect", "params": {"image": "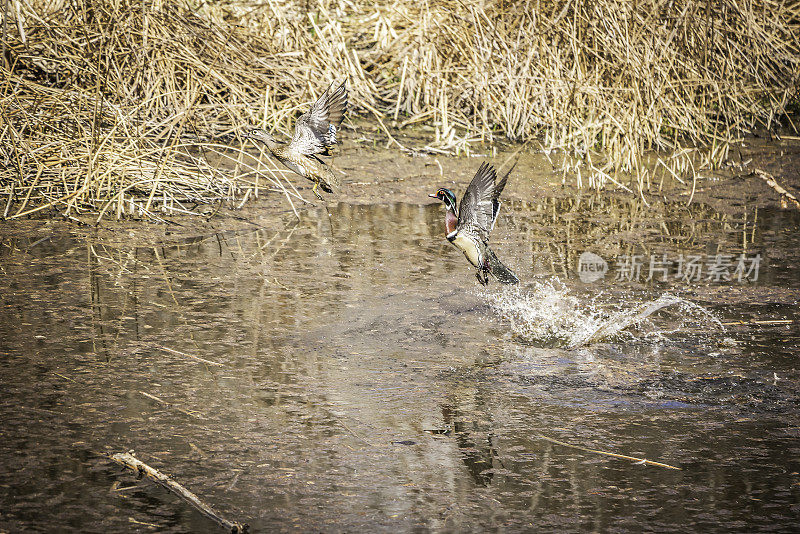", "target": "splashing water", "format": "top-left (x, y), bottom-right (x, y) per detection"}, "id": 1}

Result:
top-left (482, 280), bottom-right (723, 349)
